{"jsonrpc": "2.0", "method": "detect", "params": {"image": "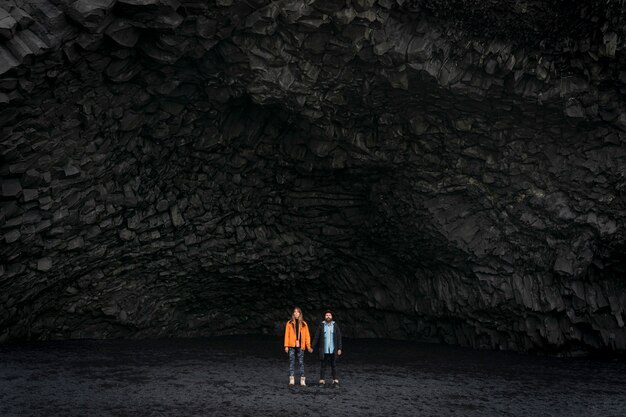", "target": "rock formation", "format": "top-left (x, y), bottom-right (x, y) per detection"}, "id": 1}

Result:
top-left (1, 0), bottom-right (625, 353)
